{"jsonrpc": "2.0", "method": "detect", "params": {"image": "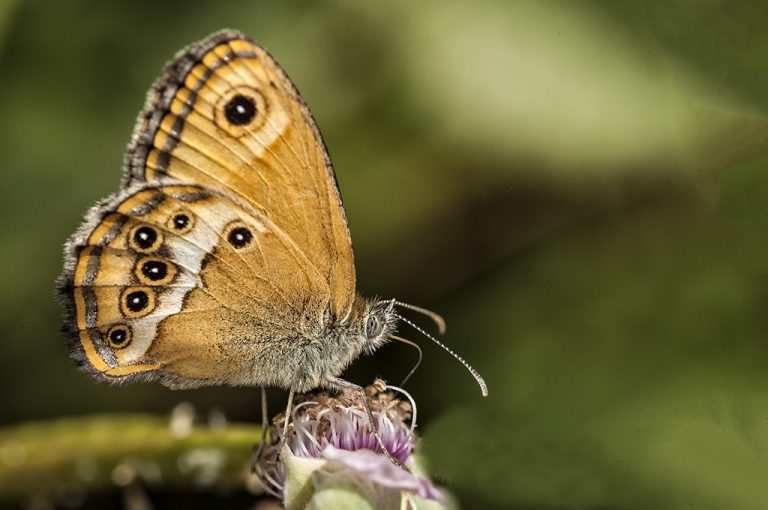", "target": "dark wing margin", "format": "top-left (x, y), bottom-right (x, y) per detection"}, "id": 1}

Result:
top-left (56, 181), bottom-right (213, 387)
top-left (123, 29), bottom-right (259, 187)
top-left (122, 29), bottom-right (349, 226)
